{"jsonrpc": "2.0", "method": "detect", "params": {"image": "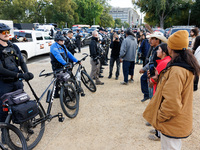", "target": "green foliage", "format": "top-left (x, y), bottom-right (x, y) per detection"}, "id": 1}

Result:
top-left (122, 21), bottom-right (130, 28)
top-left (99, 1), bottom-right (114, 27)
top-left (134, 0), bottom-right (192, 28)
top-left (0, 0), bottom-right (113, 28)
top-left (190, 0), bottom-right (200, 27)
top-left (73, 0), bottom-right (104, 25)
top-left (45, 0), bottom-right (78, 28)
top-left (114, 18), bottom-right (122, 28)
